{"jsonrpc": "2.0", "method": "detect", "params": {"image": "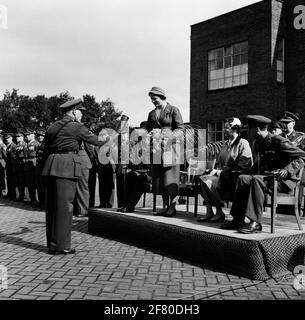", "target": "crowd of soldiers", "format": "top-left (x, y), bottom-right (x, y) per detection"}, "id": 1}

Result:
top-left (0, 129), bottom-right (46, 208)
